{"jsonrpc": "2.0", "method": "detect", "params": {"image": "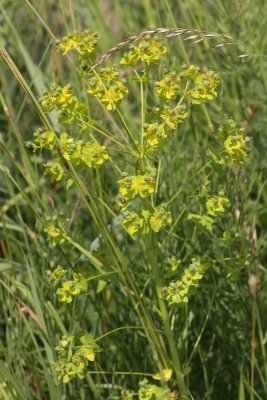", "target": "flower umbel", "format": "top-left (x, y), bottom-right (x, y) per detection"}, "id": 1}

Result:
top-left (120, 37), bottom-right (167, 66)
